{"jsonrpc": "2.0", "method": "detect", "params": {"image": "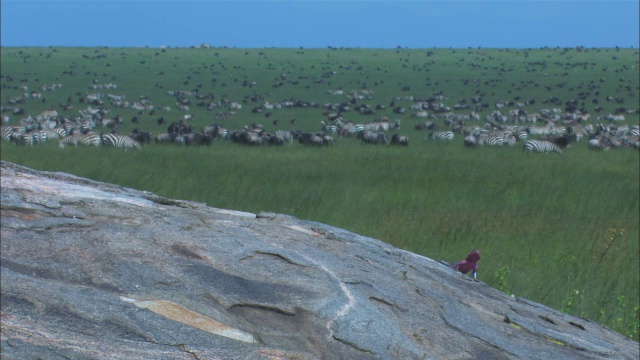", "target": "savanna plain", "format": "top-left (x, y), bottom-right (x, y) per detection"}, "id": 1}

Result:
top-left (1, 46), bottom-right (638, 339)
